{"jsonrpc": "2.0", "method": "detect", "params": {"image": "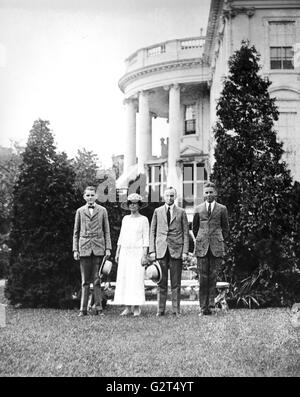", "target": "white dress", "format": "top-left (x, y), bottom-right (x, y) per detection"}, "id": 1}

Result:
top-left (113, 214), bottom-right (149, 305)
